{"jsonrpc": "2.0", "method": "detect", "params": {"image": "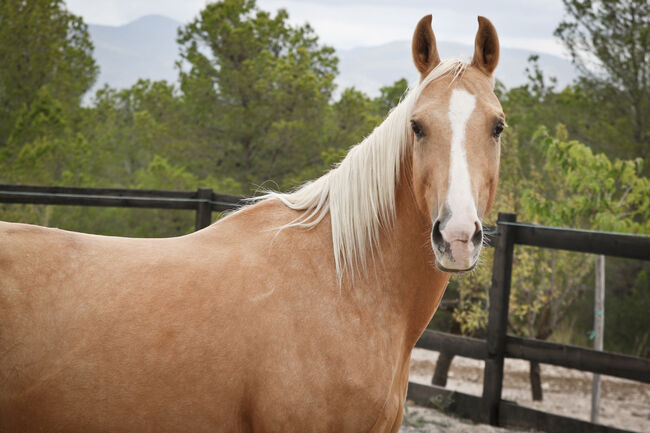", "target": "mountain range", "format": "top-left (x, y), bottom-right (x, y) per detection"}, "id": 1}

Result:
top-left (88, 15), bottom-right (577, 98)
